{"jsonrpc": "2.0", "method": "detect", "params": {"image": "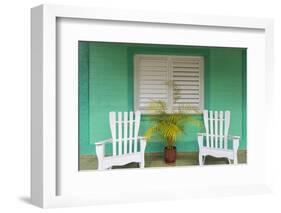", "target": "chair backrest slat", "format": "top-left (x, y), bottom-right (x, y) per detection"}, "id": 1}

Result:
top-left (219, 111), bottom-right (224, 148)
top-left (203, 110), bottom-right (209, 147)
top-left (109, 112), bottom-right (117, 156)
top-left (123, 112), bottom-right (128, 154)
top-left (109, 111), bottom-right (141, 156)
top-left (129, 112), bottom-right (134, 154)
top-left (118, 112), bottom-right (122, 155)
top-left (214, 111), bottom-right (218, 148)
top-left (209, 111), bottom-right (214, 148)
top-left (134, 111), bottom-right (141, 153)
top-left (203, 110), bottom-right (230, 150)
top-left (224, 111), bottom-right (230, 149)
